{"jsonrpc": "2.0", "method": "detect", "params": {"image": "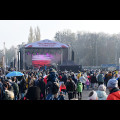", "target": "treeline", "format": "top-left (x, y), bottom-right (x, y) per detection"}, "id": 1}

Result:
top-left (54, 30), bottom-right (120, 66)
top-left (1, 28), bottom-right (120, 67)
